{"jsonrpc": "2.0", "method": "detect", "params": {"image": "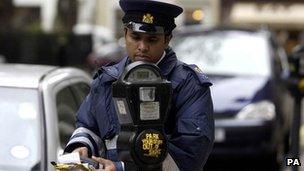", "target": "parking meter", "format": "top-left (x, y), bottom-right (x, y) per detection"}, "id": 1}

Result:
top-left (112, 61), bottom-right (172, 170)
